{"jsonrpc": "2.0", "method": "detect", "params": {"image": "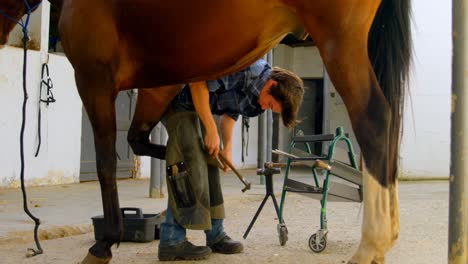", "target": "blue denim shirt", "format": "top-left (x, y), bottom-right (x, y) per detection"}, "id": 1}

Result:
top-left (171, 59), bottom-right (271, 121)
